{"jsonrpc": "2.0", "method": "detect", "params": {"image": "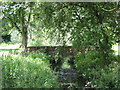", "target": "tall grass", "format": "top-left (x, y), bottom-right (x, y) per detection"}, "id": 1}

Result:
top-left (1, 53), bottom-right (60, 88)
